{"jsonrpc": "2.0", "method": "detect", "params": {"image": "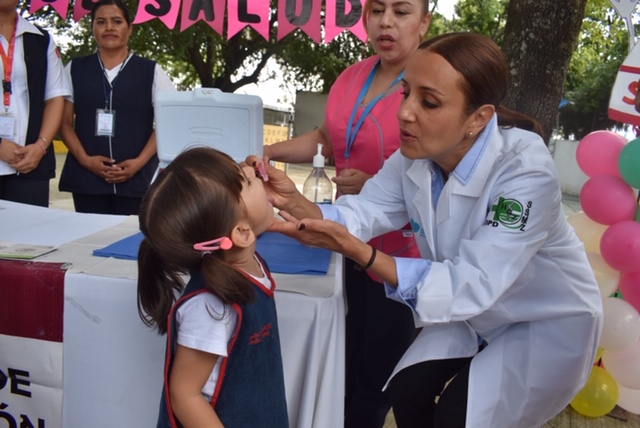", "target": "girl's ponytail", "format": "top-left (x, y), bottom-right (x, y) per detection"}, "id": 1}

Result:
top-left (137, 238), bottom-right (184, 334)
